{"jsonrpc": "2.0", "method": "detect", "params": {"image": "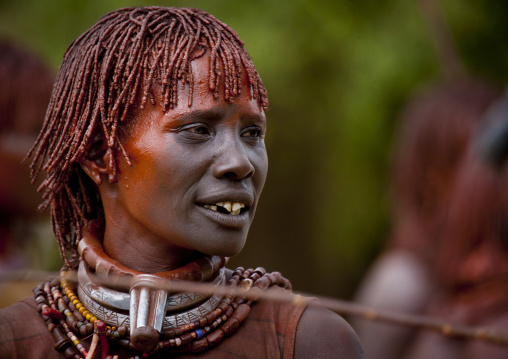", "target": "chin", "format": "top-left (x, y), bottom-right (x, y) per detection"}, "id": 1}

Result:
top-left (200, 238), bottom-right (246, 258)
